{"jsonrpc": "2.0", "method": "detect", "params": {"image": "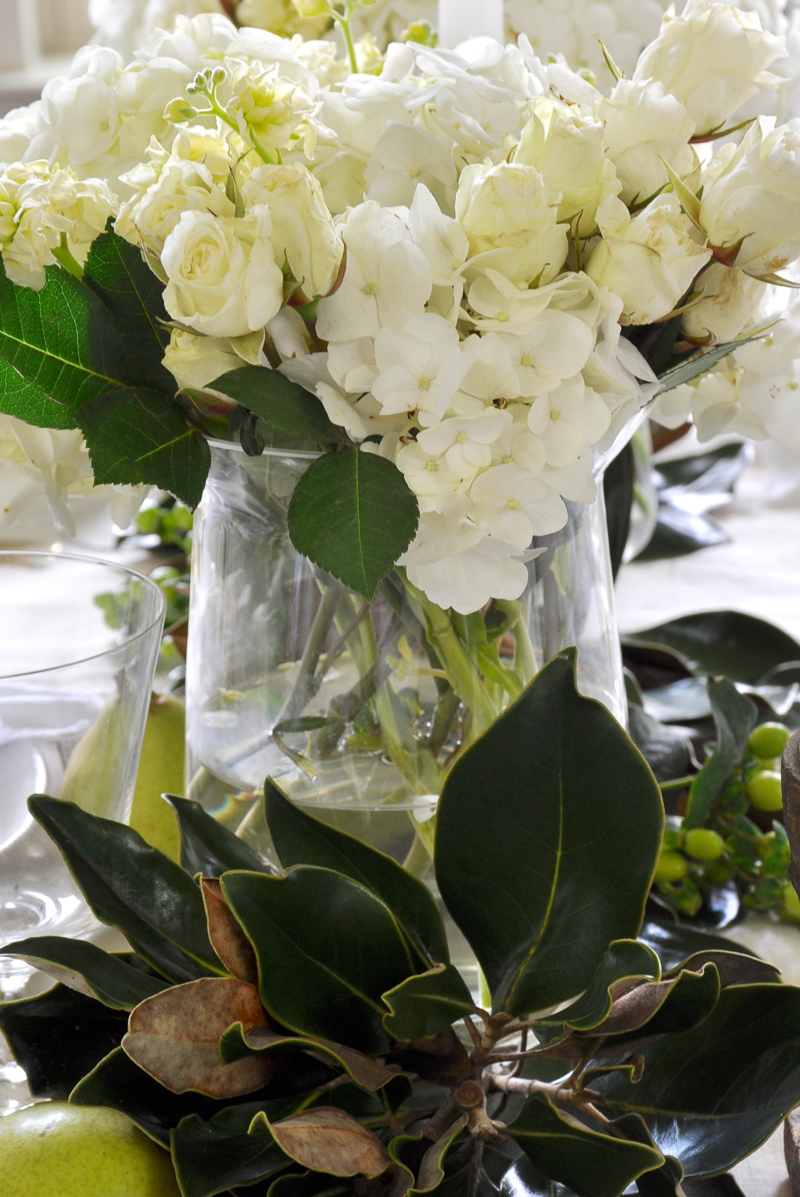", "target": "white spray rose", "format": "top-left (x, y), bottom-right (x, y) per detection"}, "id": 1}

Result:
top-left (682, 263), bottom-right (766, 341)
top-left (587, 194), bottom-right (712, 325)
top-left (161, 207), bottom-right (283, 338)
top-left (700, 117), bottom-right (800, 277)
top-left (242, 163), bottom-right (343, 299)
top-left (633, 0), bottom-right (784, 135)
top-left (514, 100), bottom-right (620, 237)
top-left (598, 80), bottom-right (696, 207)
top-left (117, 153), bottom-right (233, 256)
top-left (162, 328), bottom-right (244, 390)
top-left (455, 161), bottom-right (569, 287)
